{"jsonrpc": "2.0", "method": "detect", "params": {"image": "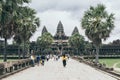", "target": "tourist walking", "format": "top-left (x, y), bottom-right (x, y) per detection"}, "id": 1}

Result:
top-left (62, 54), bottom-right (67, 67)
top-left (46, 55), bottom-right (50, 61)
top-left (30, 54), bottom-right (35, 67)
top-left (36, 54), bottom-right (40, 66)
top-left (40, 55), bottom-right (46, 66)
